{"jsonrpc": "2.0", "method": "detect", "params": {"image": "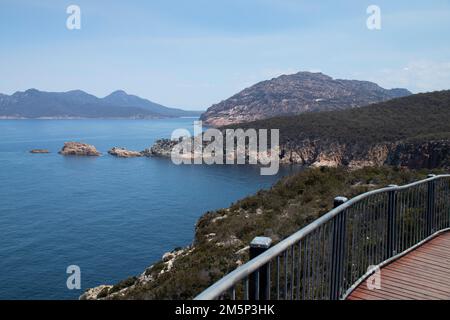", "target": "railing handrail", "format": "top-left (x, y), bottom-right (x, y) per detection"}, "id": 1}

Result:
top-left (195, 174), bottom-right (450, 300)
